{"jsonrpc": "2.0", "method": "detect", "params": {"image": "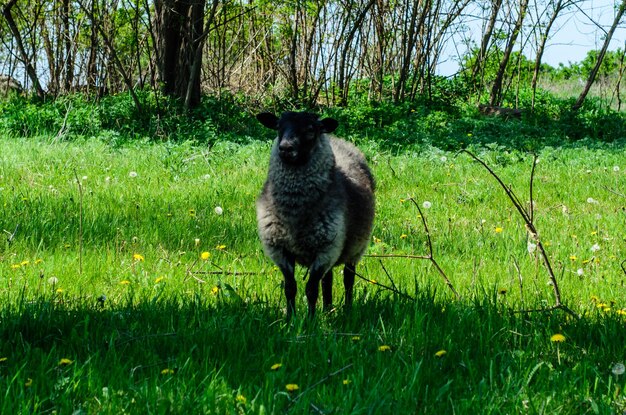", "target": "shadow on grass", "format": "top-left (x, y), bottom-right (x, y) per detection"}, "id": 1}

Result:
top-left (2, 290), bottom-right (625, 413)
